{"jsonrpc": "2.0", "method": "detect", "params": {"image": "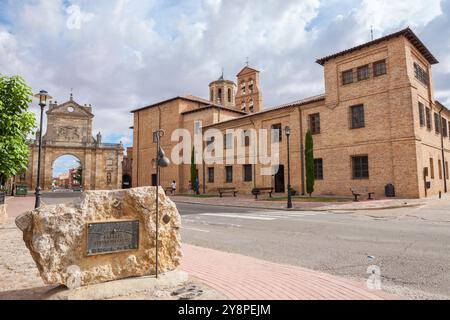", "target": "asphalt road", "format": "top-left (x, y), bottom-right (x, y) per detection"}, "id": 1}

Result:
top-left (41, 192), bottom-right (450, 299)
top-left (177, 202), bottom-right (450, 299)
